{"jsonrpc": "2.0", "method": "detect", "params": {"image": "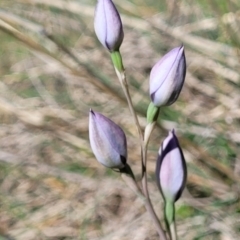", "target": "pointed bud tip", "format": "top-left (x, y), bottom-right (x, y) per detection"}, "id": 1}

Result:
top-left (89, 109), bottom-right (96, 118)
top-left (170, 128), bottom-right (175, 135)
top-left (178, 44), bottom-right (185, 56)
top-left (180, 44), bottom-right (184, 50)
